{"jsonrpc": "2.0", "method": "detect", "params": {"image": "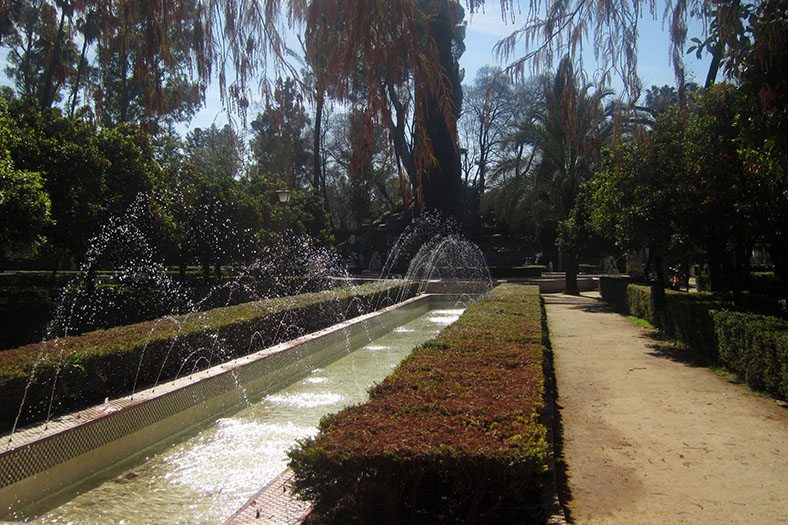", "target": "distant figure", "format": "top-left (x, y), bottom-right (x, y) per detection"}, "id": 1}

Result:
top-left (367, 251), bottom-right (382, 273)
